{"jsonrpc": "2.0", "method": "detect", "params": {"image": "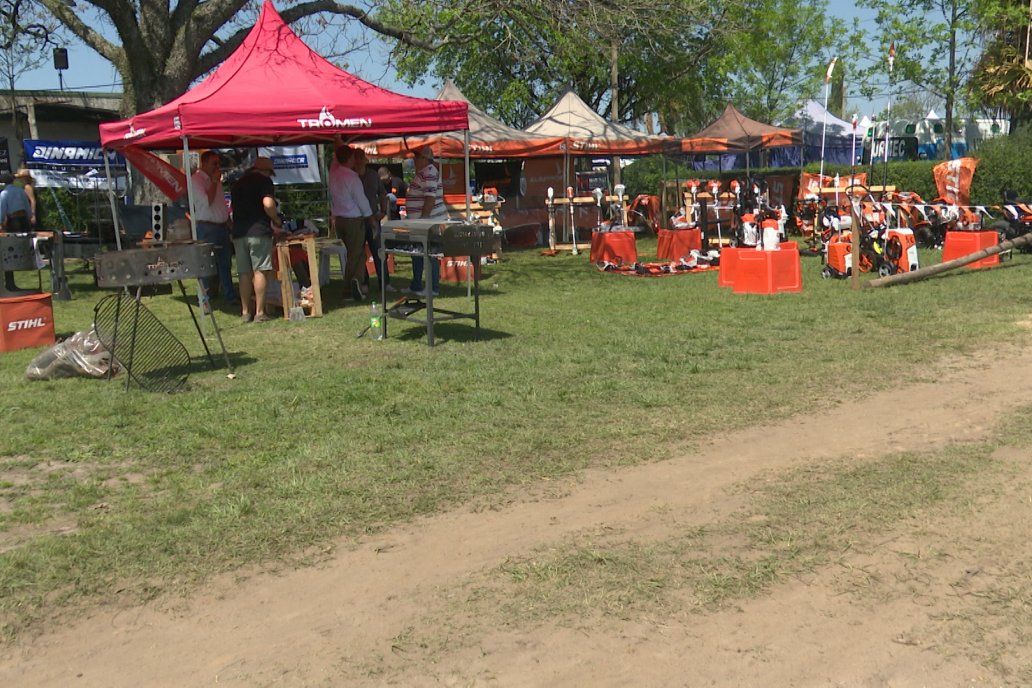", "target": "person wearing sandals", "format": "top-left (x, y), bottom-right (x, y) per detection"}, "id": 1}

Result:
top-left (230, 156), bottom-right (281, 323)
